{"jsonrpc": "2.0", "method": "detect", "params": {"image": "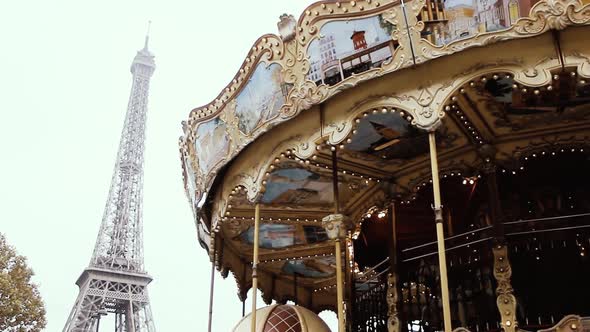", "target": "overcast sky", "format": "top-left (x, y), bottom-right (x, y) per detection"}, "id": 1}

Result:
top-left (0, 0), bottom-right (338, 330)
